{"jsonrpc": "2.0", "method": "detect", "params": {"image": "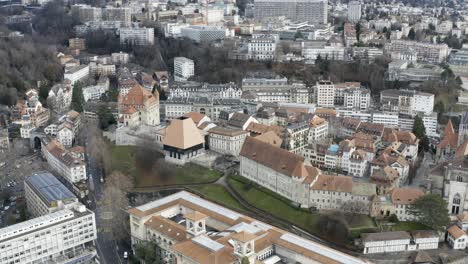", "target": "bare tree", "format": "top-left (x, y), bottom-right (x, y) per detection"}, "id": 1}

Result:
top-left (101, 171), bottom-right (133, 240)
